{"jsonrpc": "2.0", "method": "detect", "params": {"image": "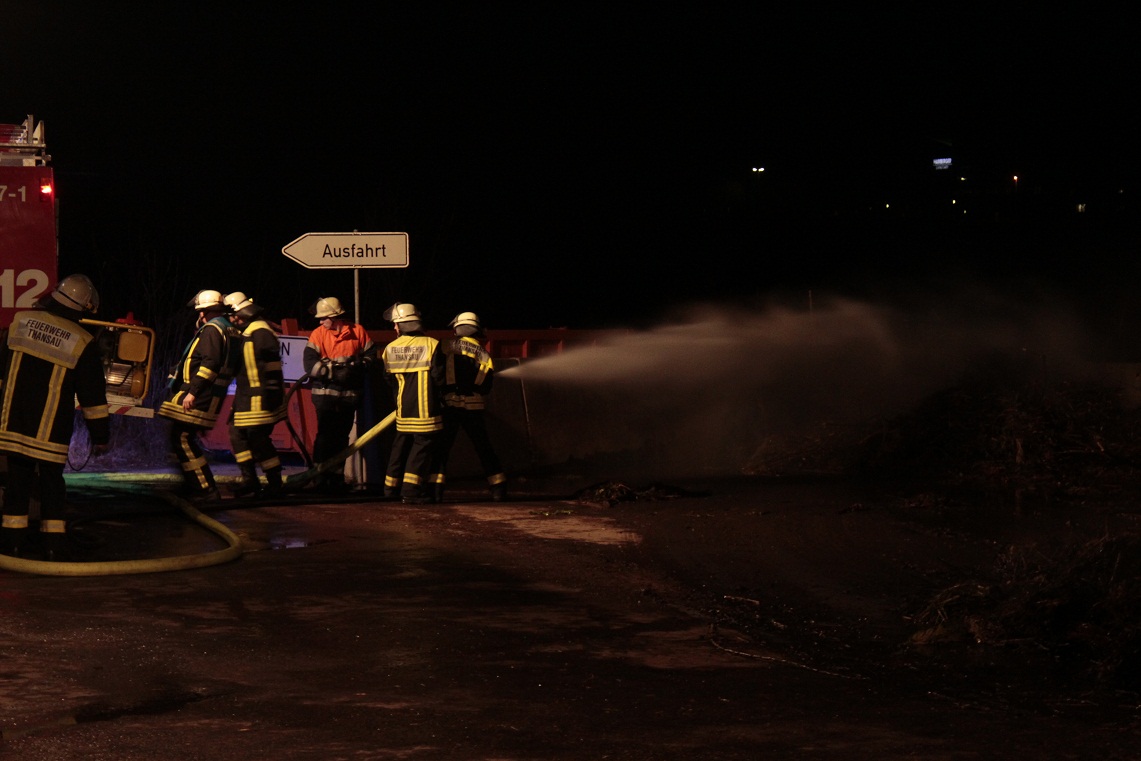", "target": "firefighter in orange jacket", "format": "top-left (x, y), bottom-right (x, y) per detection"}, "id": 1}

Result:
top-left (429, 312), bottom-right (507, 502)
top-left (224, 292), bottom-right (287, 498)
top-left (158, 289), bottom-right (241, 501)
top-left (381, 302), bottom-right (445, 503)
top-left (302, 296), bottom-right (377, 492)
top-left (0, 274), bottom-right (111, 560)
